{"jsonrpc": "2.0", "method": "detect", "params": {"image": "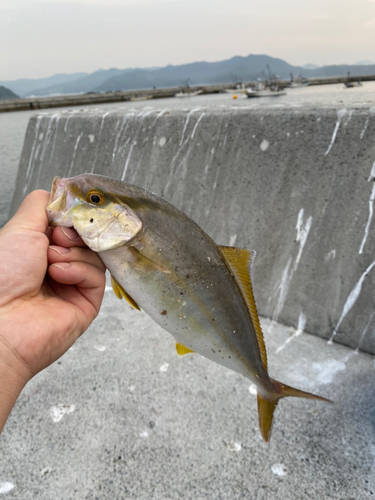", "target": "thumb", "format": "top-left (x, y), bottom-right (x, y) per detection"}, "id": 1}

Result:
top-left (4, 190), bottom-right (50, 234)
